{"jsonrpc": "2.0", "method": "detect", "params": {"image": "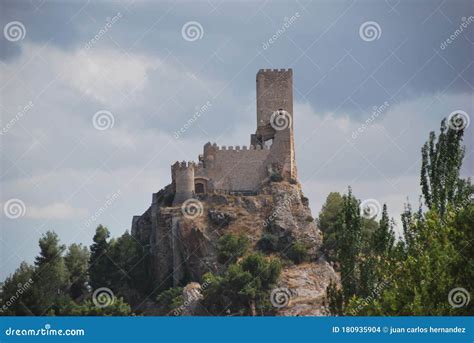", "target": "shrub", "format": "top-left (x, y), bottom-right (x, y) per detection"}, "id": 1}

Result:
top-left (257, 233), bottom-right (279, 253)
top-left (156, 287), bottom-right (183, 313)
top-left (217, 234), bottom-right (249, 264)
top-left (305, 216), bottom-right (314, 222)
top-left (285, 241), bottom-right (309, 264)
top-left (202, 253), bottom-right (282, 315)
